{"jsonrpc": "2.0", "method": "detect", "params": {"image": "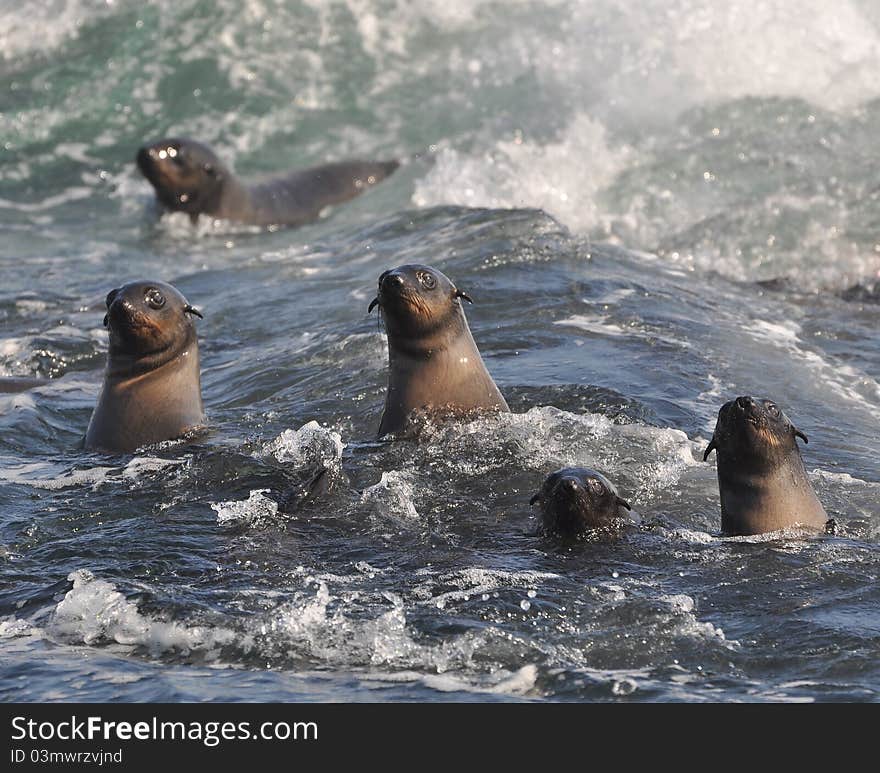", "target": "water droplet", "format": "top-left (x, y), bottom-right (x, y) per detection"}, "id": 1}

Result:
top-left (520, 600), bottom-right (531, 611)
